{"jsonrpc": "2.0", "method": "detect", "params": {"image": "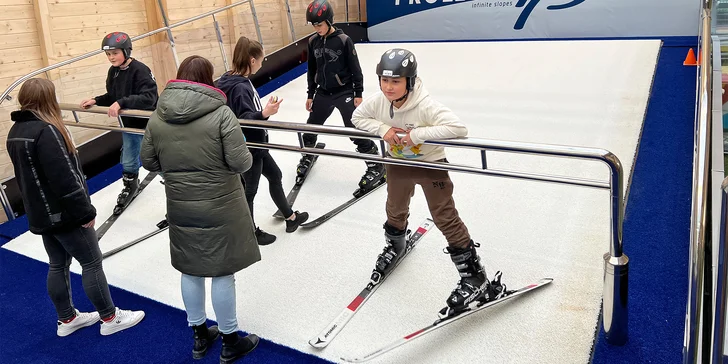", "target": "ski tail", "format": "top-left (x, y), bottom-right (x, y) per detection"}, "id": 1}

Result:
top-left (340, 277), bottom-right (553, 363)
top-left (300, 181), bottom-right (386, 229)
top-left (308, 218), bottom-right (435, 349)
